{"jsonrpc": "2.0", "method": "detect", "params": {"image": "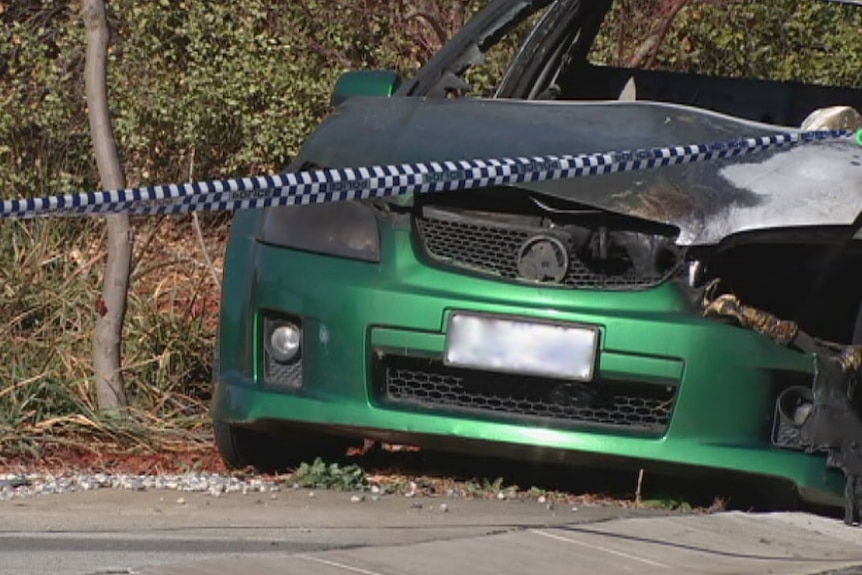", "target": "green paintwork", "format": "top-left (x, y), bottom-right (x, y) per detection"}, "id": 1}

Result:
top-left (331, 70), bottom-right (402, 106)
top-left (214, 217), bottom-right (845, 506)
